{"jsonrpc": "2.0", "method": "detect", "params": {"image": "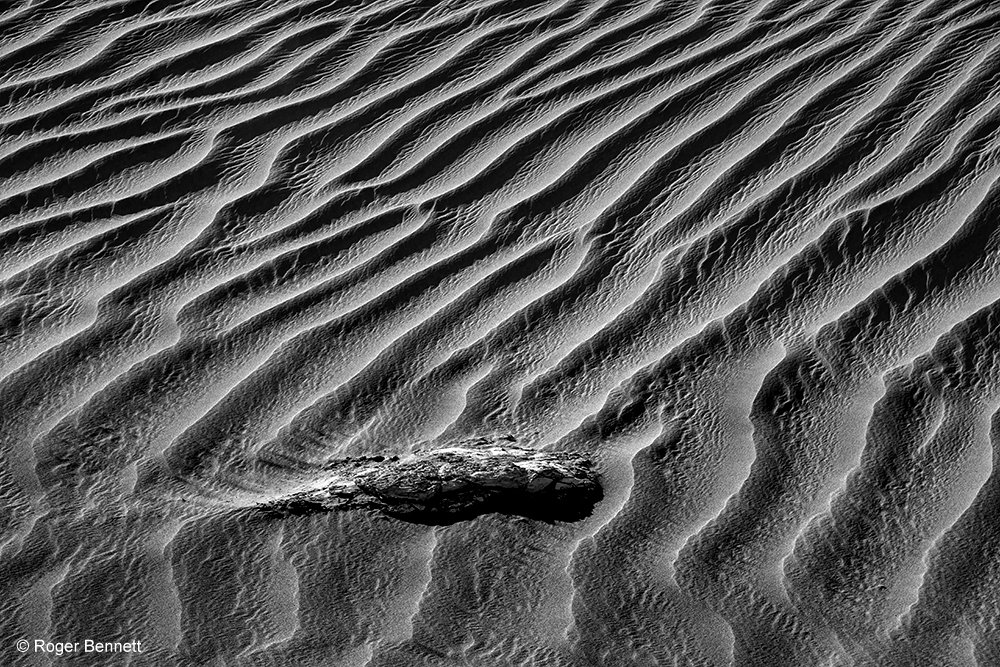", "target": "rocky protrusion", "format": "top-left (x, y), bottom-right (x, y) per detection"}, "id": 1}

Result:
top-left (261, 443), bottom-right (601, 524)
